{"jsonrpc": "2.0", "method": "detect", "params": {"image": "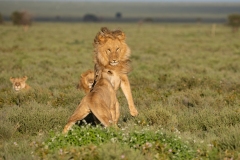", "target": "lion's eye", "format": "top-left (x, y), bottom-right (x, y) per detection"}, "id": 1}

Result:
top-left (116, 48), bottom-right (120, 52)
top-left (106, 49), bottom-right (111, 55)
